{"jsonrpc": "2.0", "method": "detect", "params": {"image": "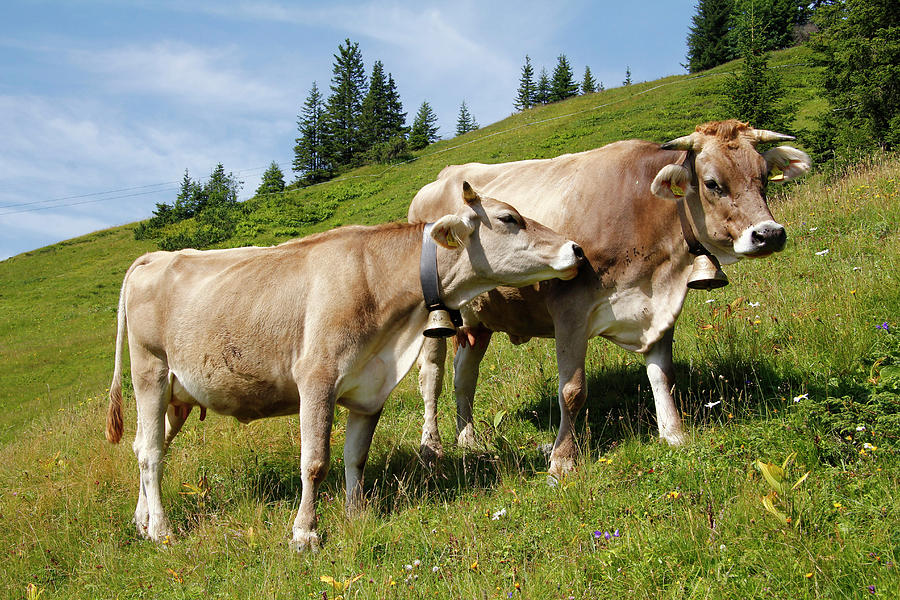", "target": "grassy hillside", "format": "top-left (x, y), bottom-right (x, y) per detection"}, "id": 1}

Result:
top-left (3, 45), bottom-right (899, 598)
